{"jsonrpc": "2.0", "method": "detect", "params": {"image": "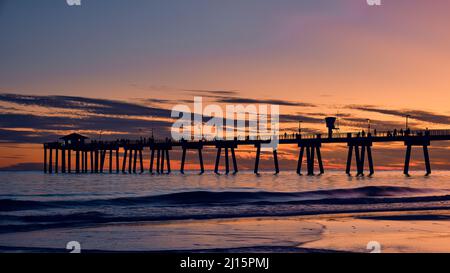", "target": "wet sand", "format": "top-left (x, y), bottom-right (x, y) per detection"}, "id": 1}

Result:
top-left (301, 210), bottom-right (450, 253)
top-left (2, 210), bottom-right (450, 252)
